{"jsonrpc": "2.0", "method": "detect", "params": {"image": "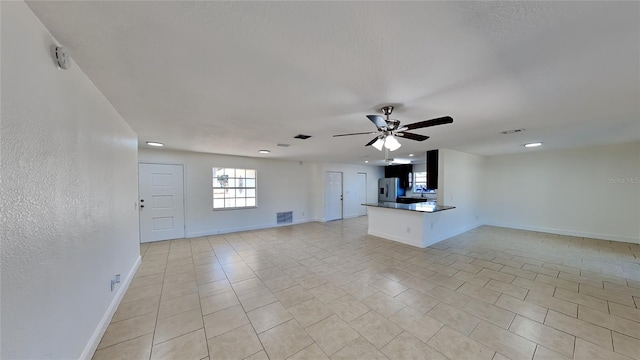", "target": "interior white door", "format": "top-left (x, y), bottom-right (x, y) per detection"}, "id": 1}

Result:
top-left (139, 163), bottom-right (185, 243)
top-left (357, 172), bottom-right (367, 216)
top-left (325, 171), bottom-right (343, 221)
